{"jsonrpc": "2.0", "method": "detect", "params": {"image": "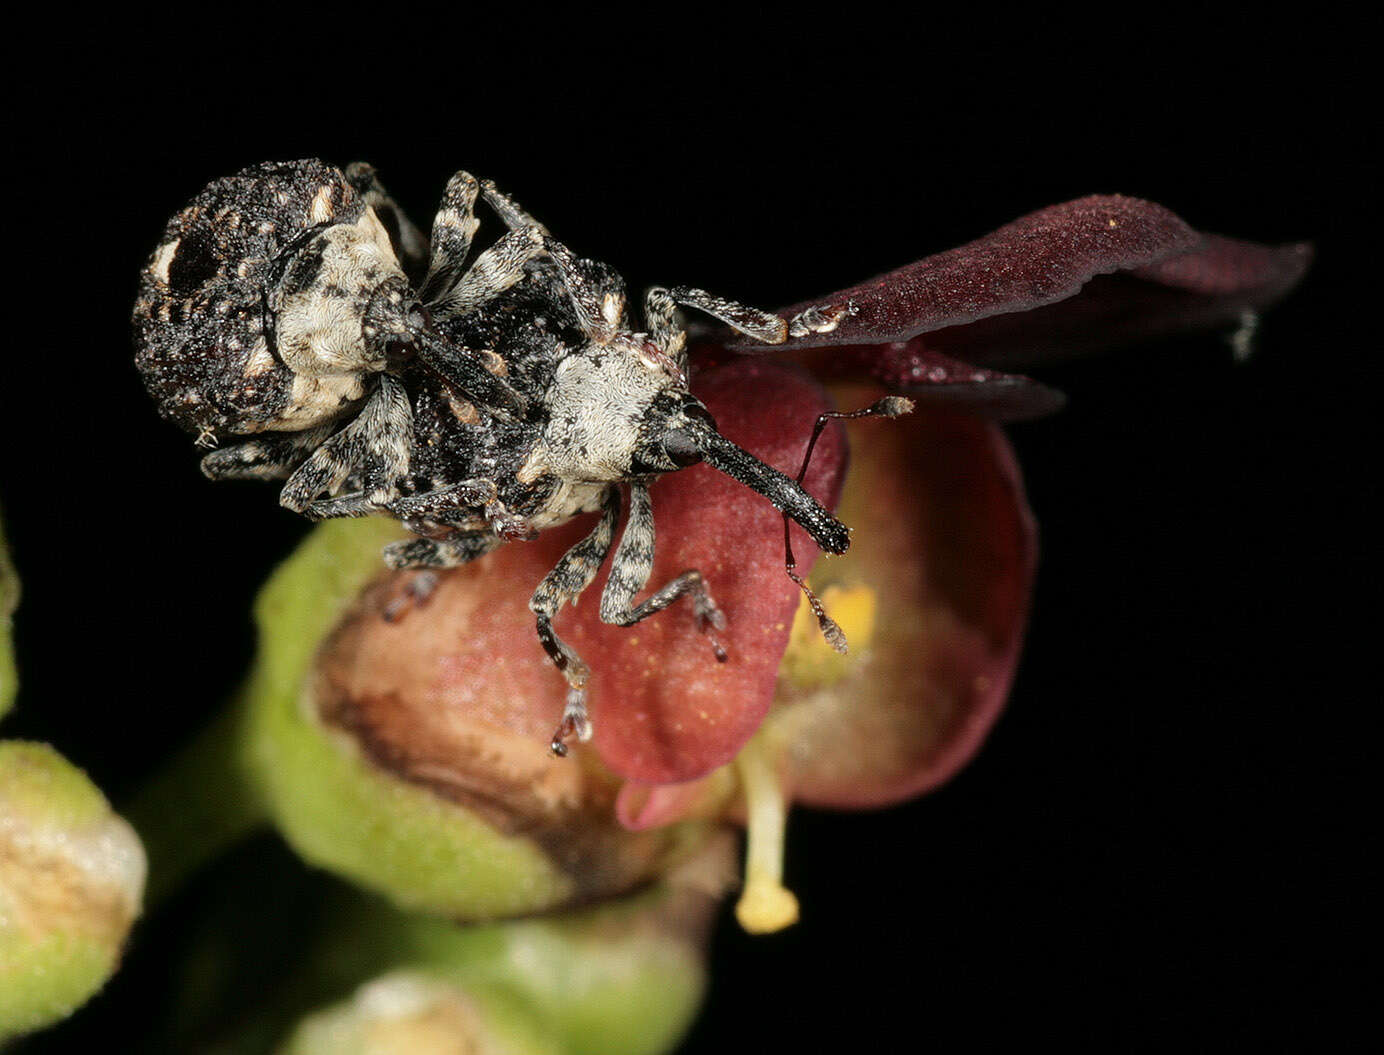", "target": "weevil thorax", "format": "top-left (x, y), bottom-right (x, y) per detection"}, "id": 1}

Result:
top-left (537, 330), bottom-right (699, 483)
top-left (530, 275), bottom-right (699, 486)
top-left (272, 204), bottom-right (411, 375)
